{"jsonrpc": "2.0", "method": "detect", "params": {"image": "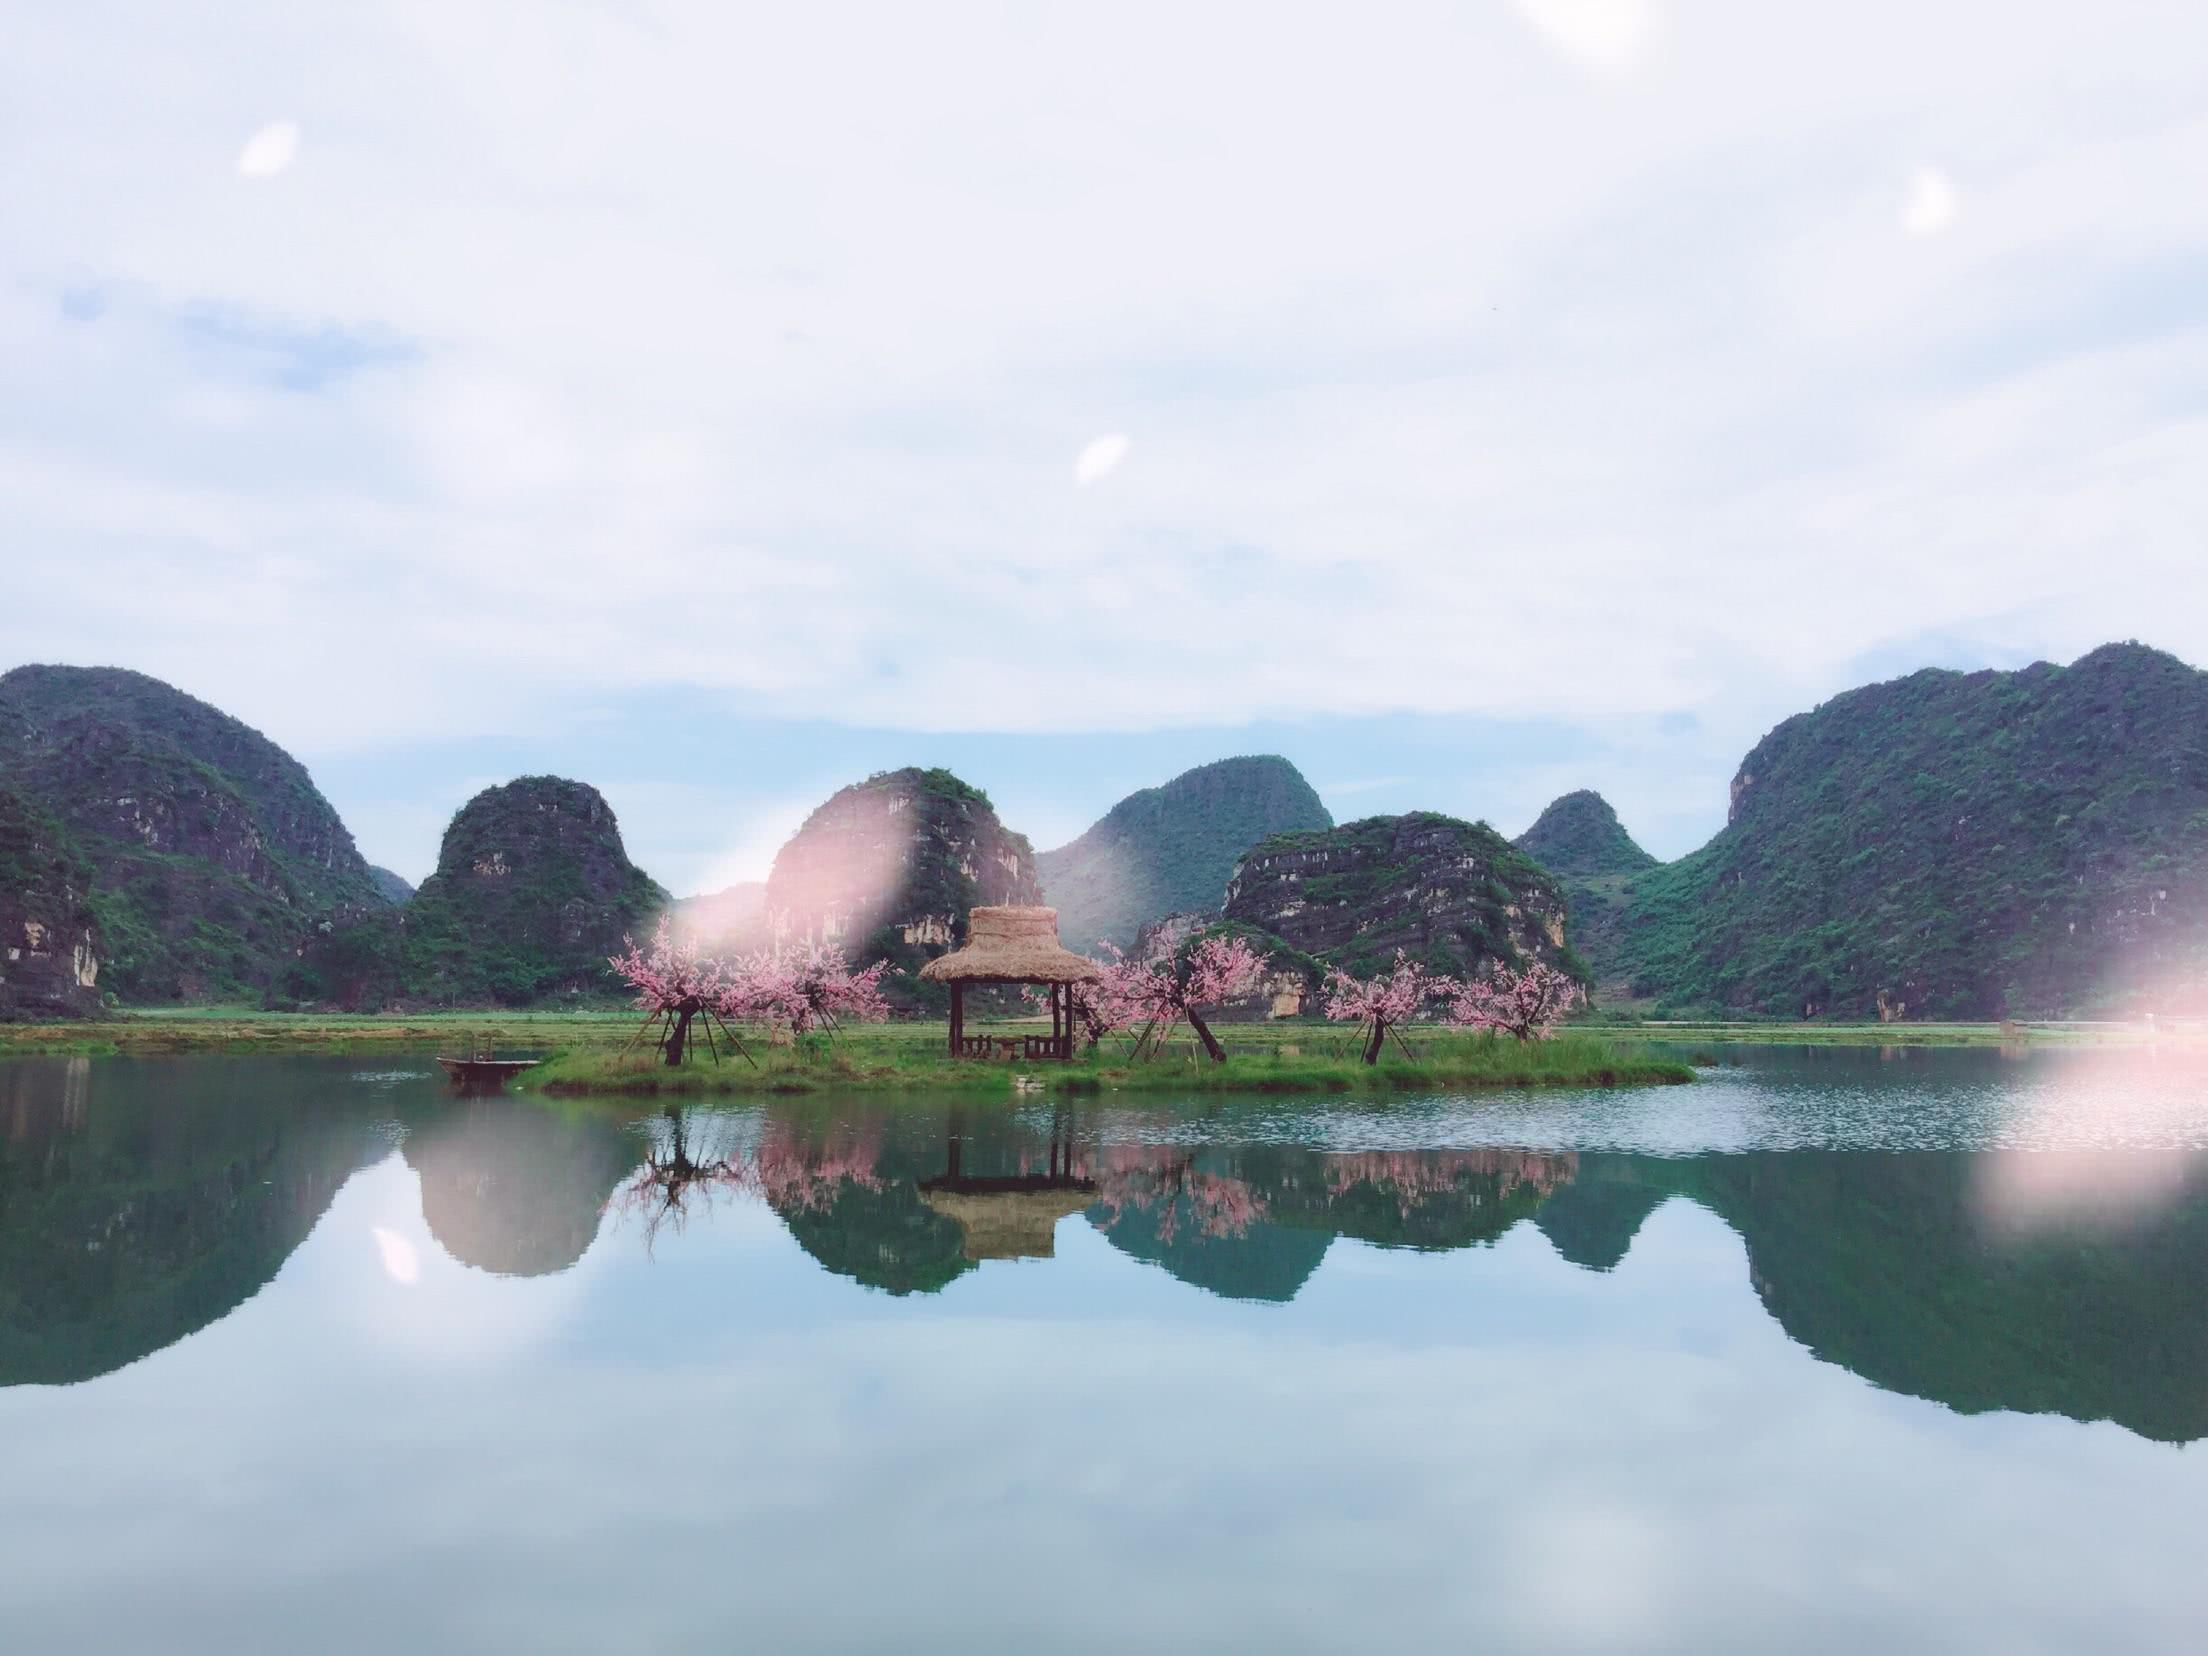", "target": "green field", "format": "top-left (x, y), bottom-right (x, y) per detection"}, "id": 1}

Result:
top-left (0, 1006), bottom-right (2176, 1062)
top-left (525, 1028), bottom-right (1692, 1097)
top-left (0, 1007), bottom-right (1688, 1093)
